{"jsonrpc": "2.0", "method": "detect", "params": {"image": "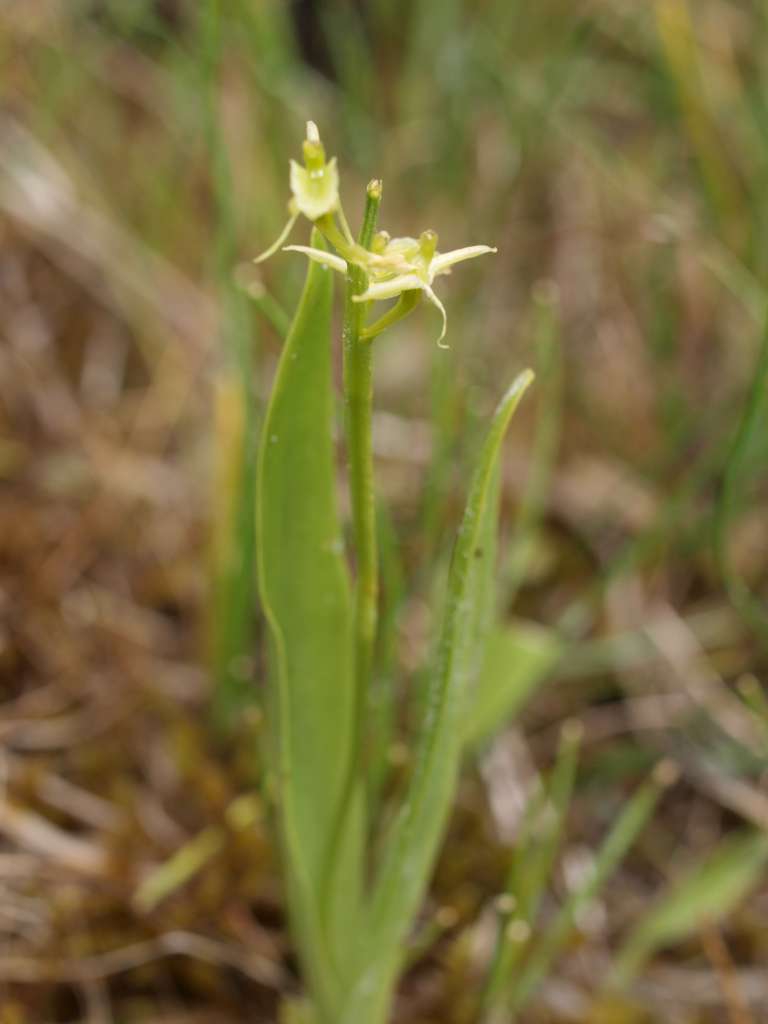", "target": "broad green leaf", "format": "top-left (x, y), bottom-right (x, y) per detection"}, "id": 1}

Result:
top-left (611, 829), bottom-right (768, 989)
top-left (256, 232), bottom-right (357, 1010)
top-left (339, 369), bottom-right (534, 1024)
top-left (464, 621), bottom-right (562, 751)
